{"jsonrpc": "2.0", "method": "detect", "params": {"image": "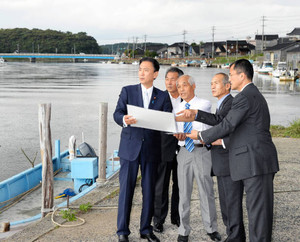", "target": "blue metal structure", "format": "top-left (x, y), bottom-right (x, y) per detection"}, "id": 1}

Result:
top-left (0, 53), bottom-right (116, 60)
